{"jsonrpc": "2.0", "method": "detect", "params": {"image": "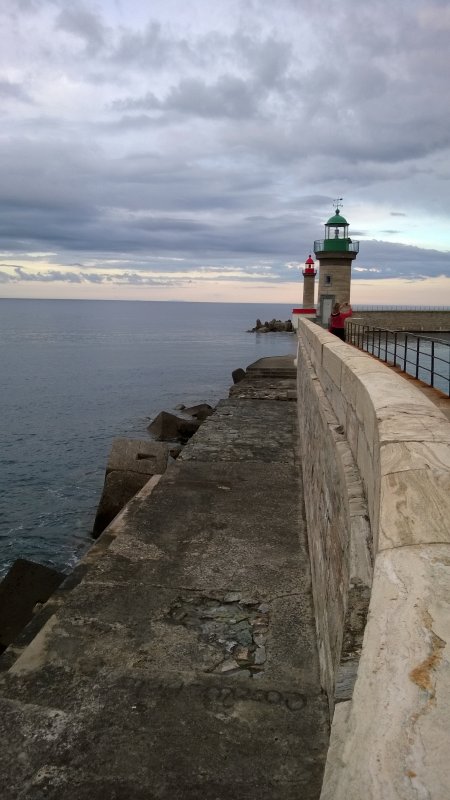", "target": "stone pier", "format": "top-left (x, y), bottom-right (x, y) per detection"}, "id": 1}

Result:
top-left (0, 356), bottom-right (328, 799)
